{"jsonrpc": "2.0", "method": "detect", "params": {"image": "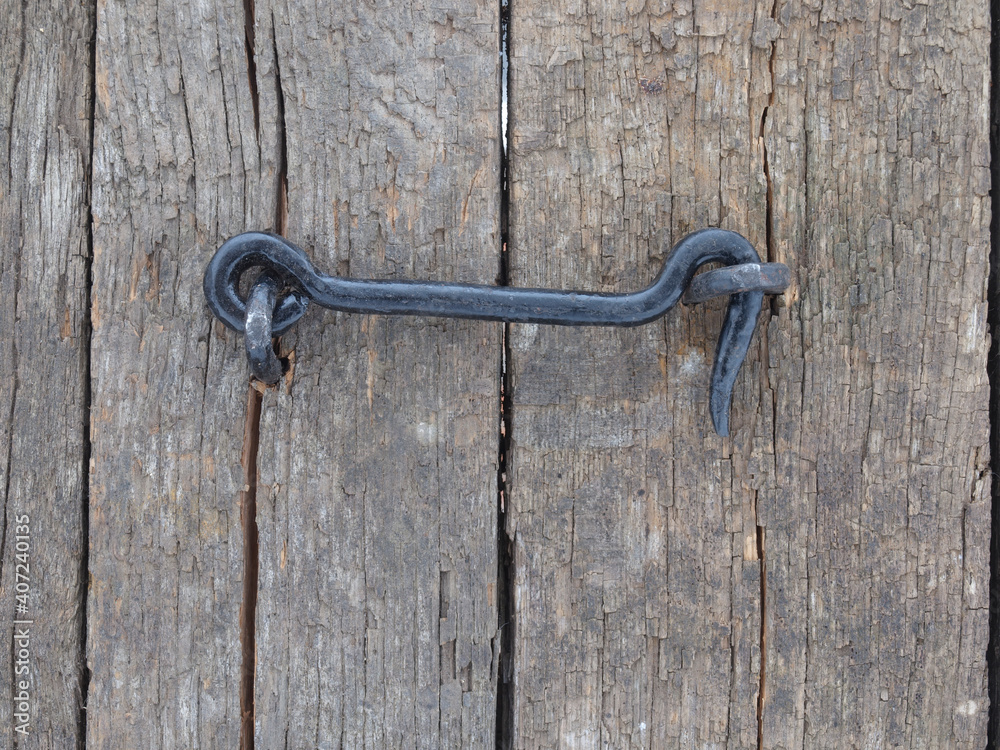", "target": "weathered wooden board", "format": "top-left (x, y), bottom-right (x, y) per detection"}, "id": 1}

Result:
top-left (87, 0), bottom-right (285, 746)
top-left (505, 1), bottom-right (767, 745)
top-left (3, 0), bottom-right (995, 747)
top-left (250, 1), bottom-right (502, 747)
top-left (0, 0), bottom-right (93, 746)
top-left (0, 0), bottom-right (93, 745)
top-left (759, 2), bottom-right (990, 746)
top-left (505, 1), bottom-right (990, 748)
